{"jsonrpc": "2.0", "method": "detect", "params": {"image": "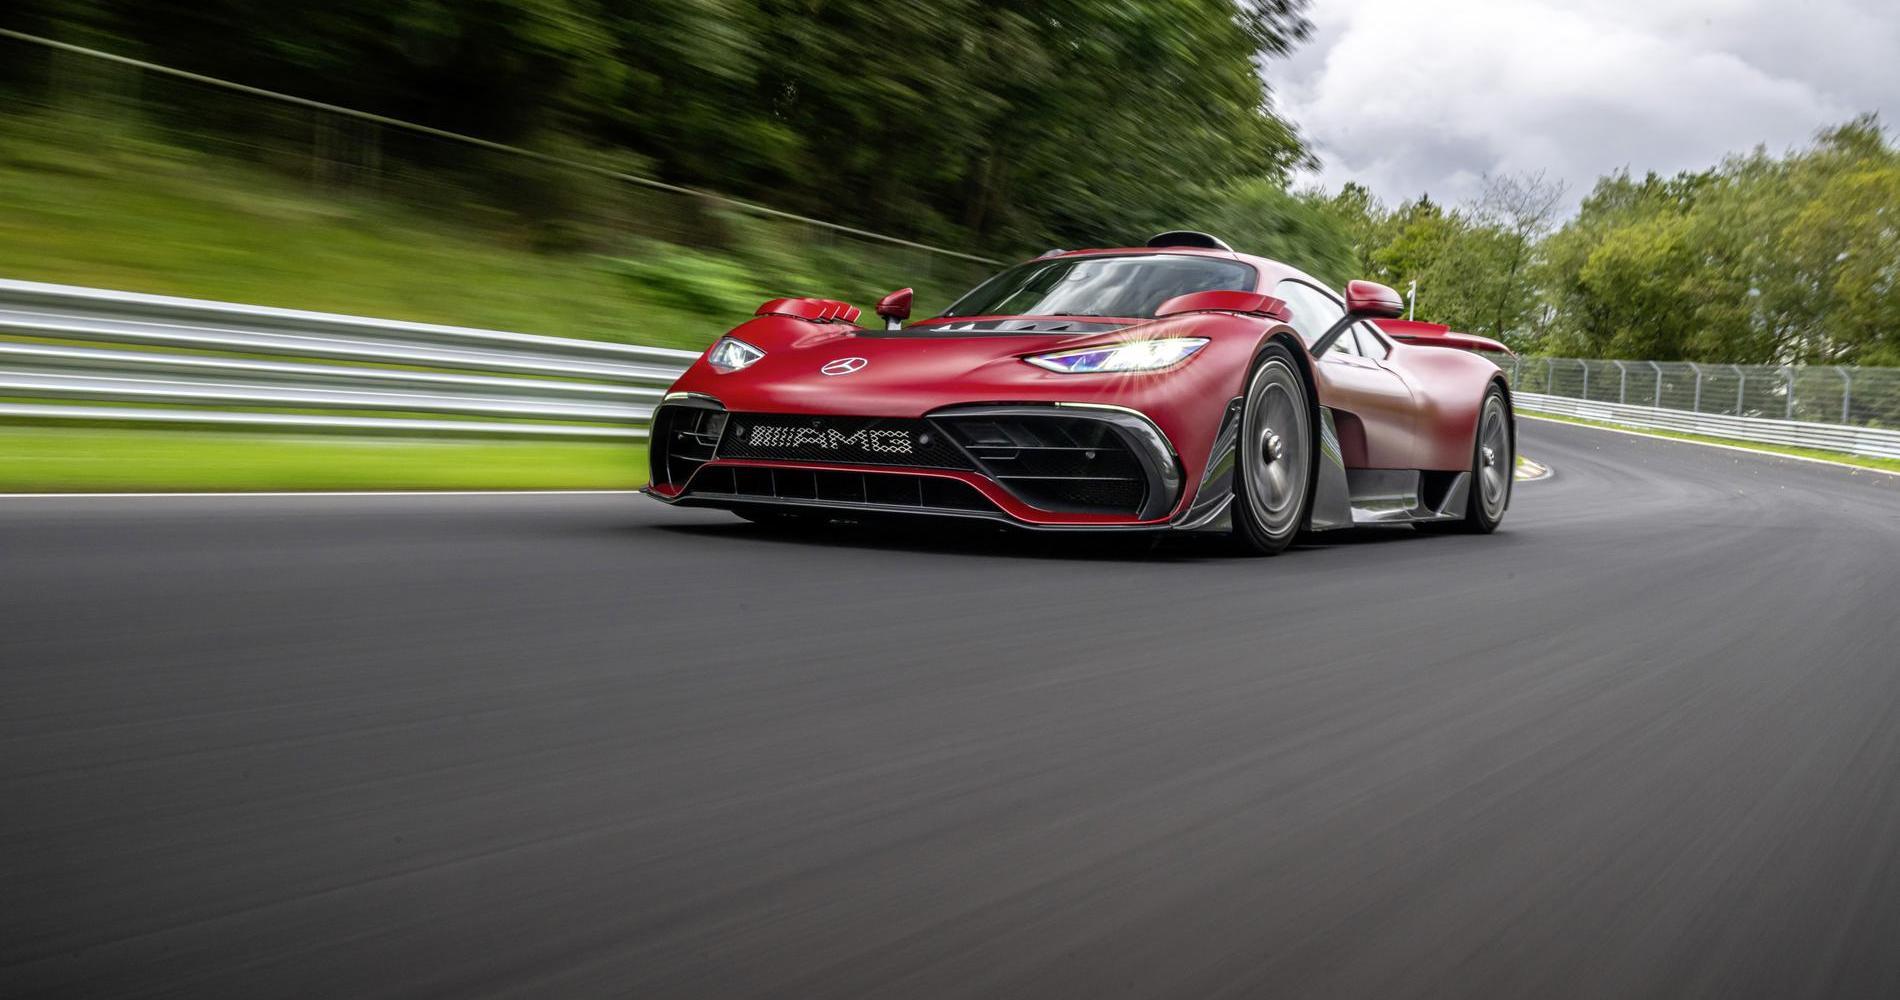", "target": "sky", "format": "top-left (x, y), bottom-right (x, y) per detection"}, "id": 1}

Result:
top-left (1272, 0), bottom-right (1900, 210)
